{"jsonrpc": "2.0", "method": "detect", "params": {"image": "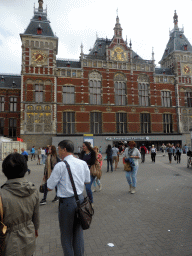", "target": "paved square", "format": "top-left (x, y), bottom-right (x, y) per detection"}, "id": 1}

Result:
top-left (0, 152), bottom-right (192, 256)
